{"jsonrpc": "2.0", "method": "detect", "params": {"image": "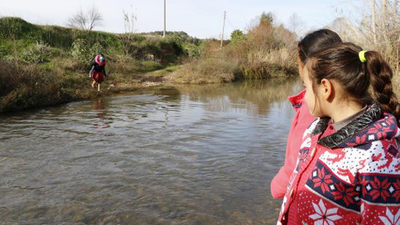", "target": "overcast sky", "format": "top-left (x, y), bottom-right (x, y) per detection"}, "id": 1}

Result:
top-left (0, 0), bottom-right (348, 39)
